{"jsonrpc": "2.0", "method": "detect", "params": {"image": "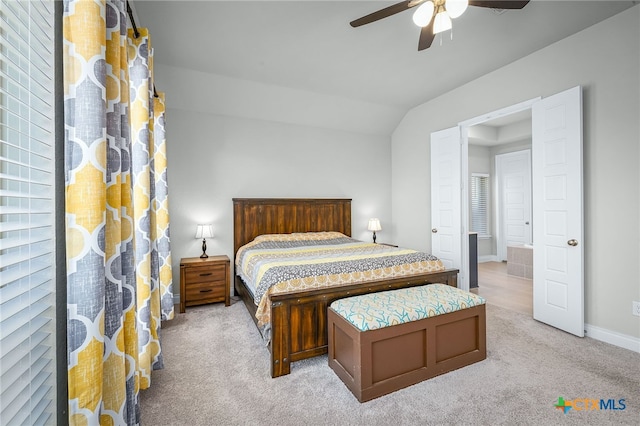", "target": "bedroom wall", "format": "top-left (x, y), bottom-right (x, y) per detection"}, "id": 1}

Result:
top-left (391, 6), bottom-right (640, 342)
top-left (155, 66), bottom-right (394, 301)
